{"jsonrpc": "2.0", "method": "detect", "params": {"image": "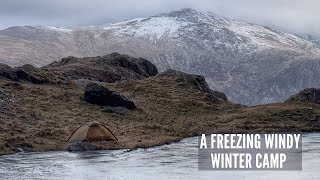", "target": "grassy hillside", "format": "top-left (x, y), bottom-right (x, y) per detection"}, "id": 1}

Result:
top-left (0, 53), bottom-right (319, 155)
